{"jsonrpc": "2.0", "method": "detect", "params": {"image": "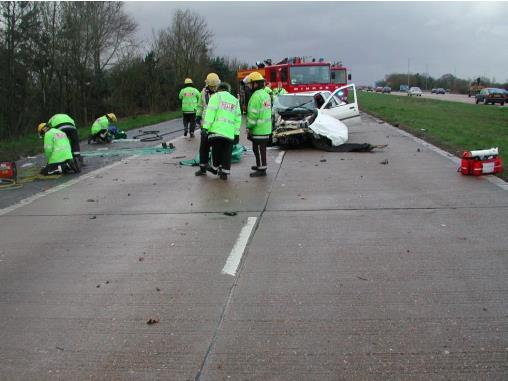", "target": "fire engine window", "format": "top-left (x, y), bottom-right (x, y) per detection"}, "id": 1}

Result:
top-left (281, 68), bottom-right (288, 82)
top-left (289, 66), bottom-right (329, 85)
top-left (331, 70), bottom-right (347, 84)
top-left (270, 70), bottom-right (276, 83)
